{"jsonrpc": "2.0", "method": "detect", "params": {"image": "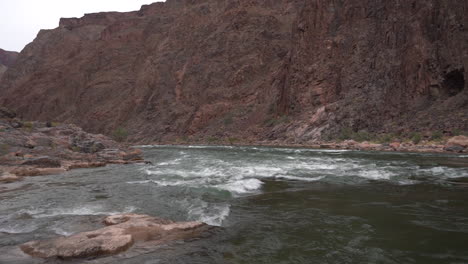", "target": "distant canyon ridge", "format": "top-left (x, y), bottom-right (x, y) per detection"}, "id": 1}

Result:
top-left (0, 49), bottom-right (18, 81)
top-left (0, 0), bottom-right (466, 144)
